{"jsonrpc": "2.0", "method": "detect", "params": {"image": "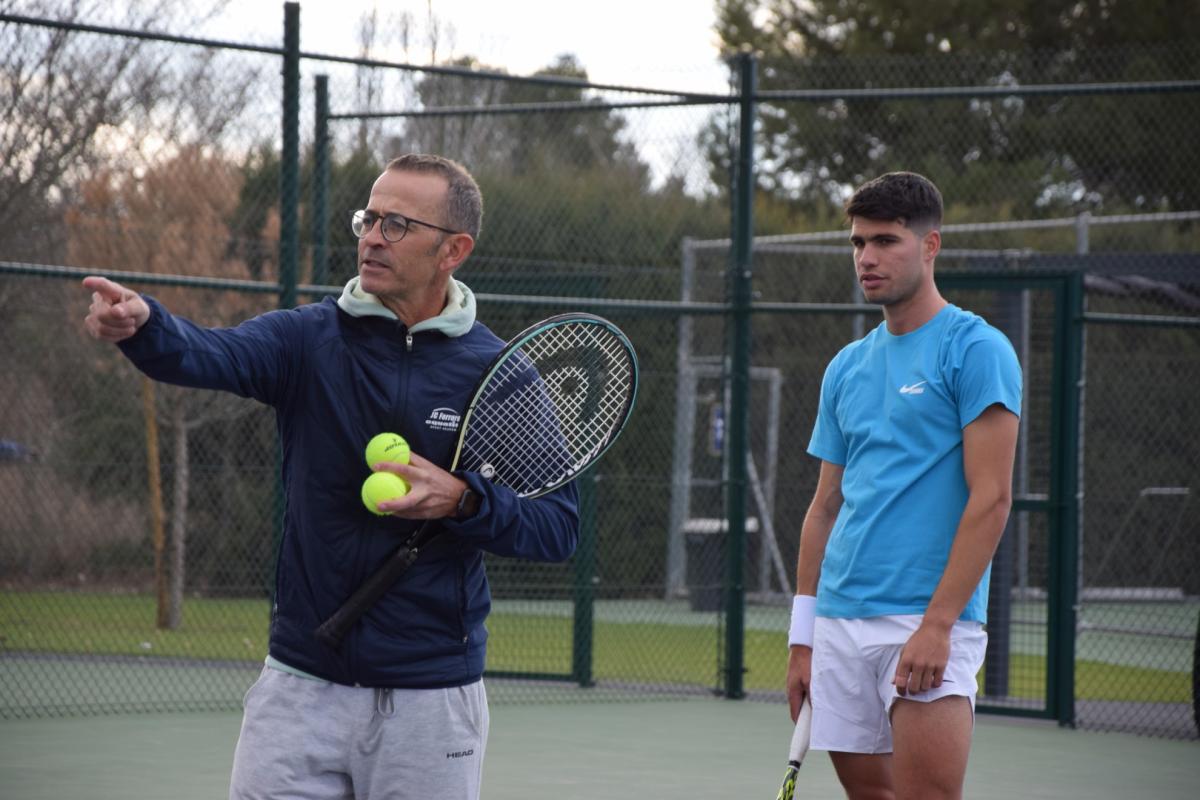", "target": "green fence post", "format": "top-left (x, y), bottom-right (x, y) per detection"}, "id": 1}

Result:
top-left (312, 74), bottom-right (330, 288)
top-left (1048, 272), bottom-right (1084, 727)
top-left (279, 2), bottom-right (300, 309)
top-left (572, 473), bottom-right (597, 687)
top-left (270, 2), bottom-right (301, 603)
top-left (723, 50), bottom-right (756, 700)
